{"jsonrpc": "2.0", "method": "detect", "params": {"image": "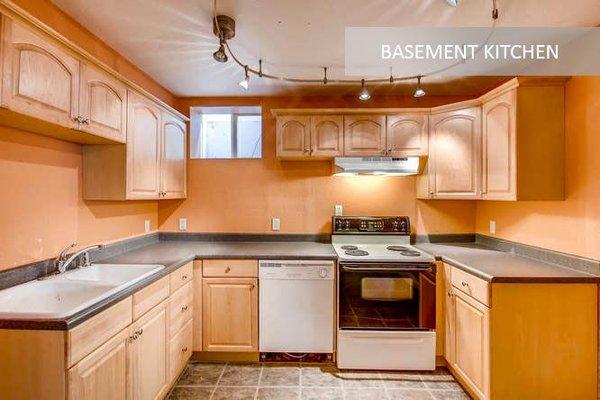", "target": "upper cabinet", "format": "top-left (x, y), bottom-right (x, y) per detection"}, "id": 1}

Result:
top-left (276, 116), bottom-right (310, 158)
top-left (386, 113), bottom-right (428, 156)
top-left (1, 16), bottom-right (79, 129)
top-left (423, 107), bottom-right (481, 200)
top-left (276, 115), bottom-right (343, 159)
top-left (310, 115), bottom-right (343, 157)
top-left (0, 14), bottom-right (186, 146)
top-left (344, 115), bottom-right (386, 156)
top-left (160, 111), bottom-right (187, 199)
top-left (83, 90), bottom-right (187, 201)
top-left (79, 62), bottom-right (127, 143)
